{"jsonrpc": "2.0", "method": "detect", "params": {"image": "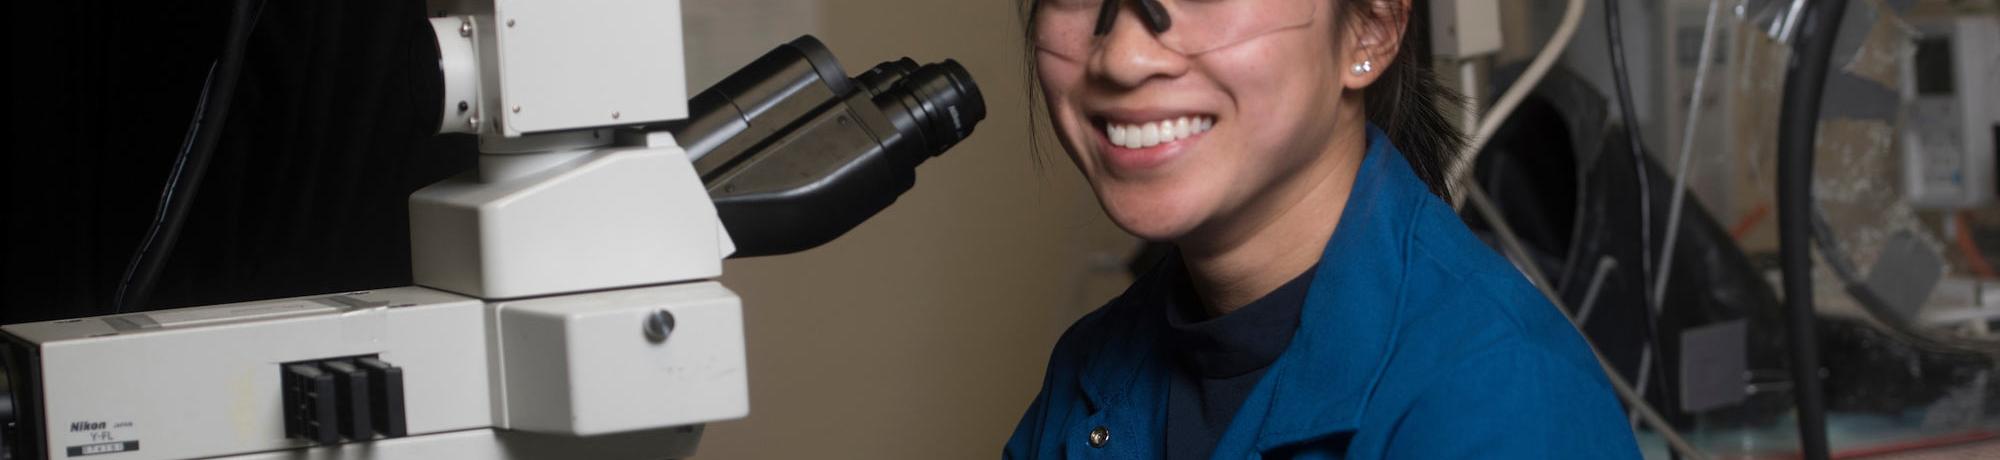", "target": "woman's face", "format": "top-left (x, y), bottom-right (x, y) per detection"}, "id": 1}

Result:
top-left (1035, 1), bottom-right (1359, 242)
